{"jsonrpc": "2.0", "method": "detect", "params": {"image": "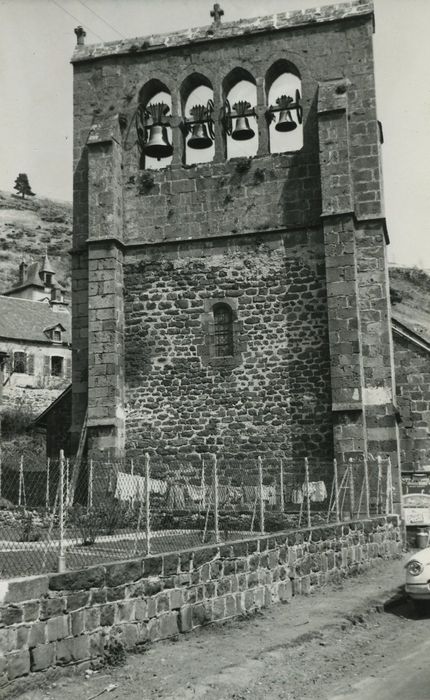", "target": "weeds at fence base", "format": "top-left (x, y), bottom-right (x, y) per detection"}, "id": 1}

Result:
top-left (102, 637), bottom-right (126, 668)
